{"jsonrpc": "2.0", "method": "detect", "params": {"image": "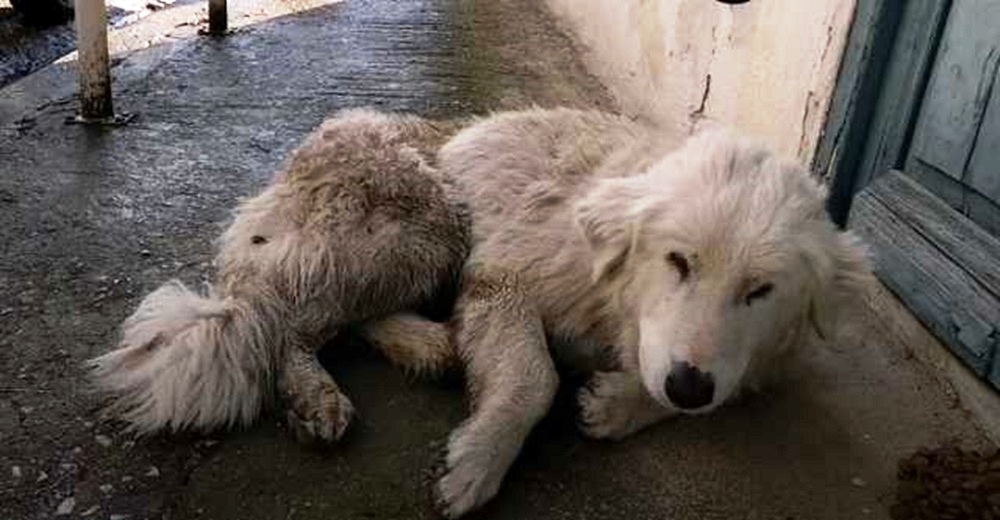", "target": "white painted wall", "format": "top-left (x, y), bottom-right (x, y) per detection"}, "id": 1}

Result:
top-left (545, 0), bottom-right (856, 163)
